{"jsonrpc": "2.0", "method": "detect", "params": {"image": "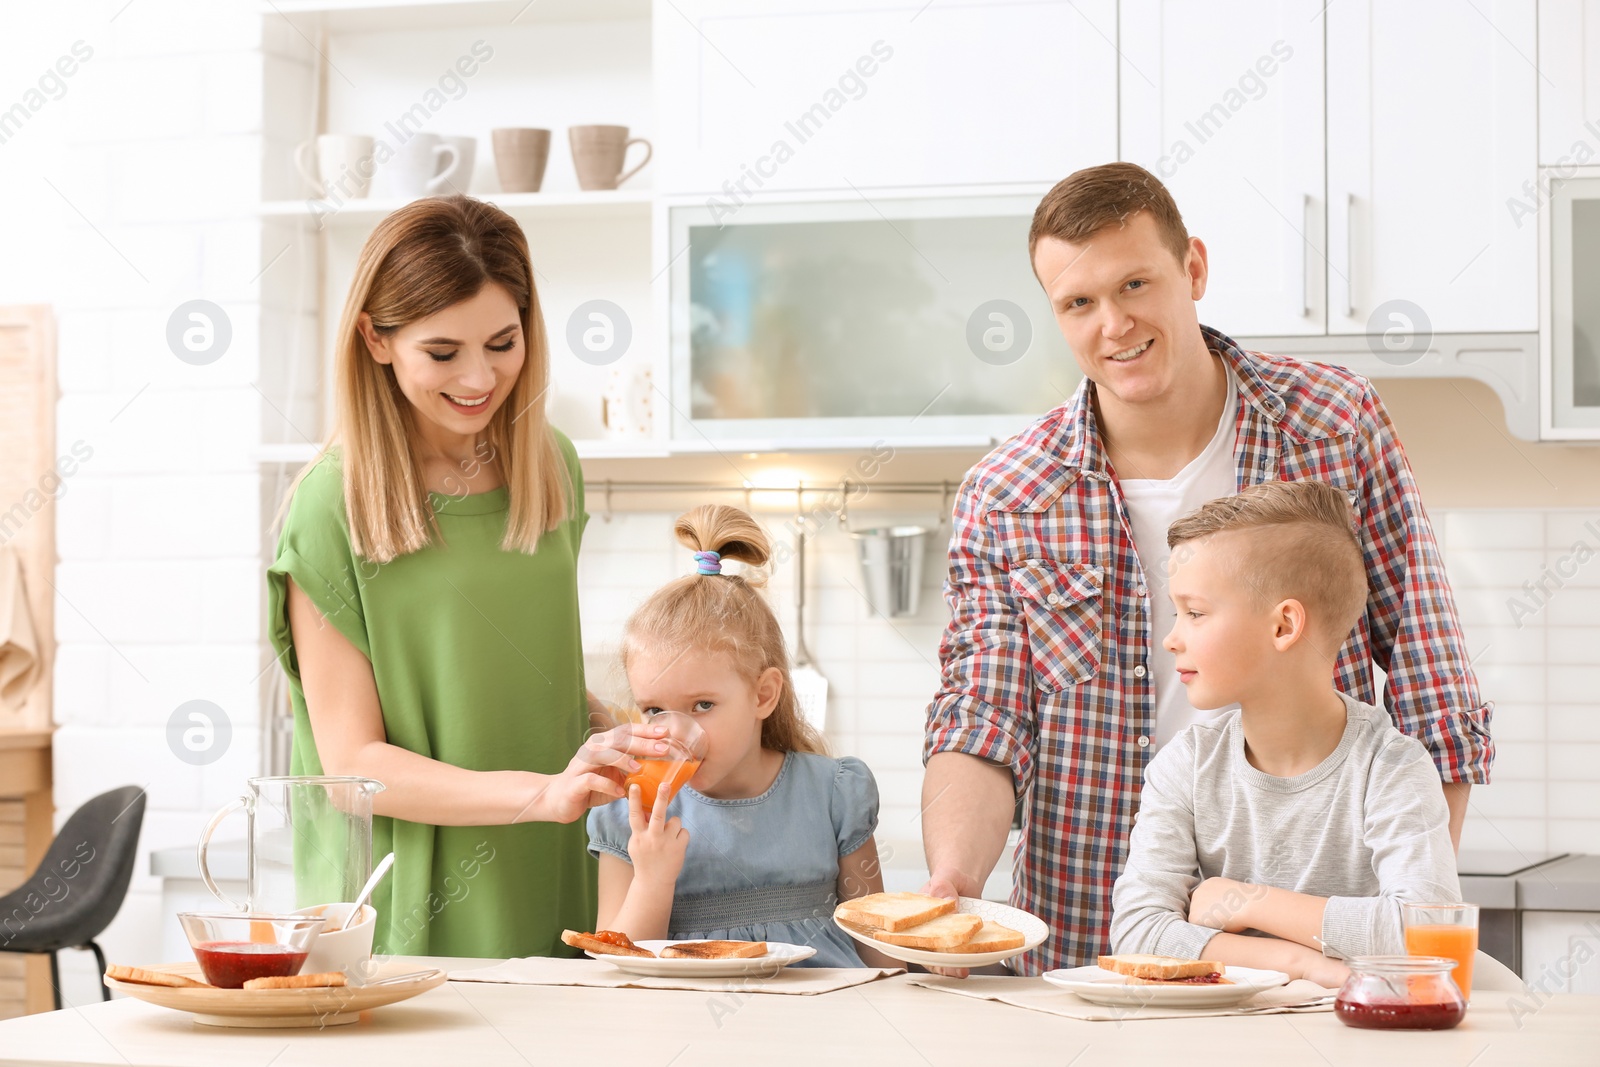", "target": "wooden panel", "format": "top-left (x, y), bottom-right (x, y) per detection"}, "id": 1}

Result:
top-left (0, 799), bottom-right (27, 1021)
top-left (0, 305), bottom-right (55, 732)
